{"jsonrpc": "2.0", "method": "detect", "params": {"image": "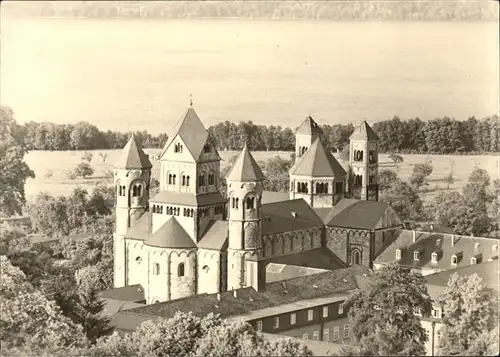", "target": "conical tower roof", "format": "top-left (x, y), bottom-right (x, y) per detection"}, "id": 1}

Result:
top-left (295, 115), bottom-right (323, 136)
top-left (145, 217), bottom-right (196, 249)
top-left (116, 134), bottom-right (152, 170)
top-left (290, 137), bottom-right (346, 177)
top-left (349, 120), bottom-right (379, 141)
top-left (226, 144), bottom-right (265, 182)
